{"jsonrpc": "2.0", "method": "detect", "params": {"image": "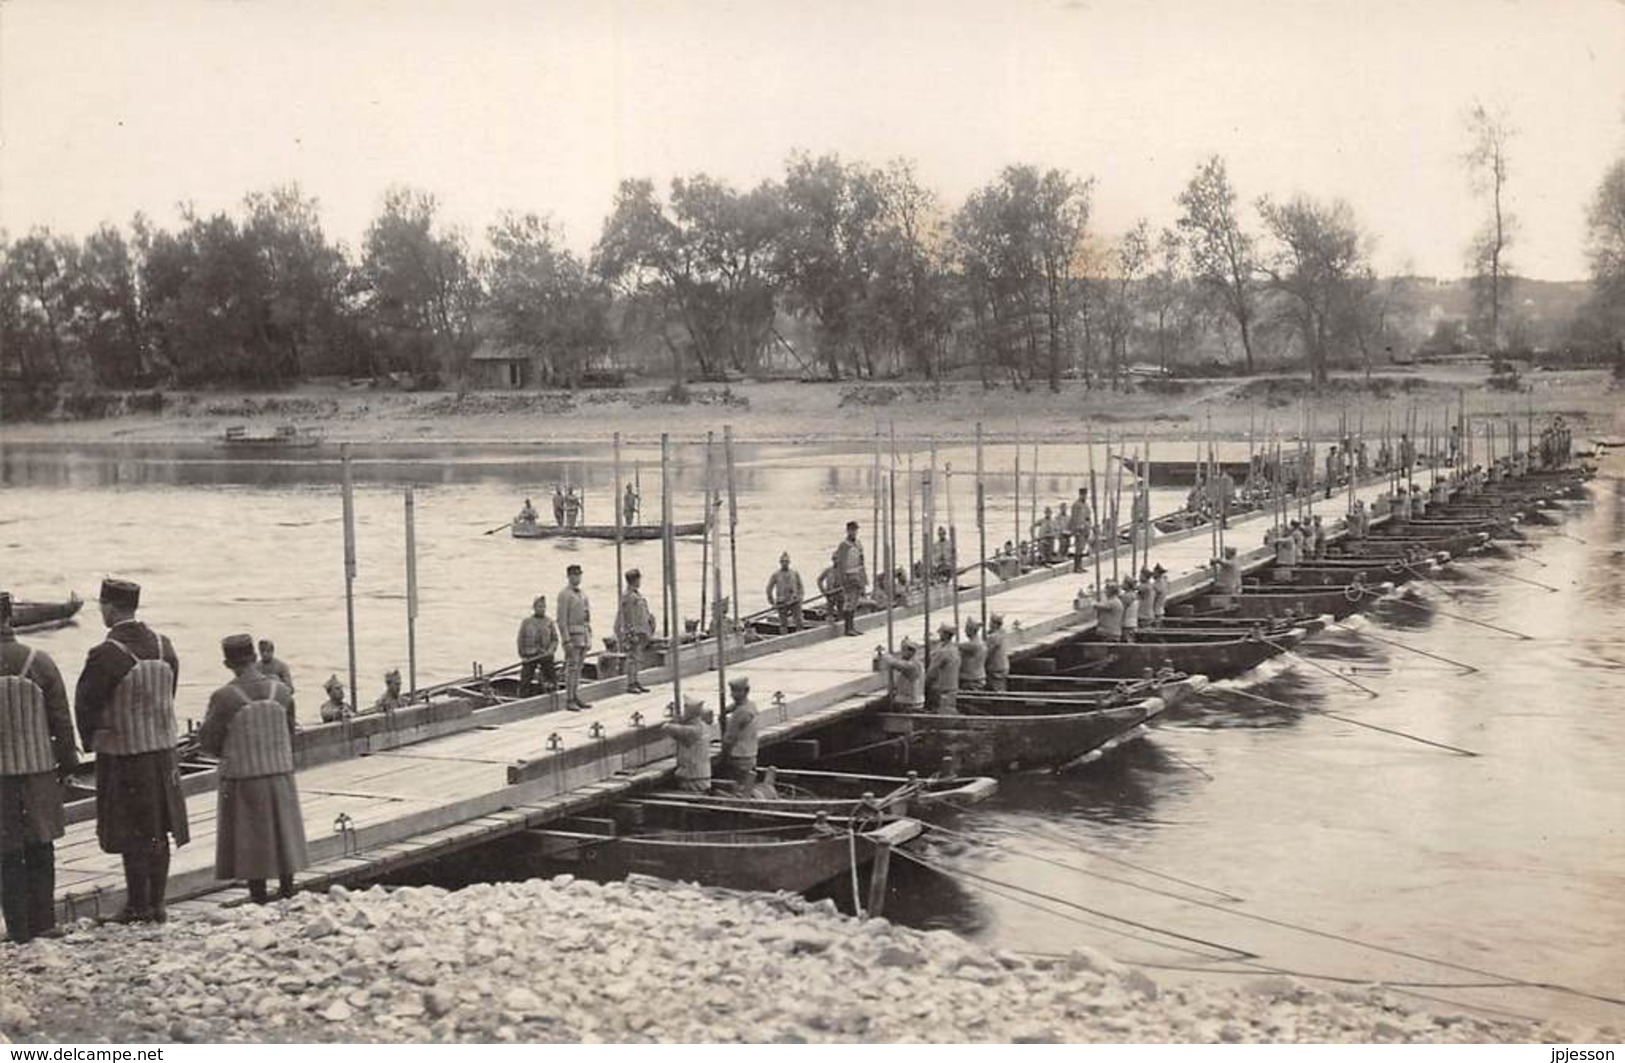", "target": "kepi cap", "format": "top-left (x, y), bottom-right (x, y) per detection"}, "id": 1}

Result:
top-left (99, 578), bottom-right (141, 610)
top-left (222, 633), bottom-right (256, 666)
top-left (728, 676), bottom-right (750, 690)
